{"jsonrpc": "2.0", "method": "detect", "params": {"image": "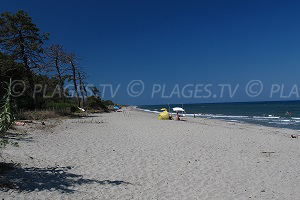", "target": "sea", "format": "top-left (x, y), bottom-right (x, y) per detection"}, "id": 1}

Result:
top-left (137, 101), bottom-right (300, 131)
